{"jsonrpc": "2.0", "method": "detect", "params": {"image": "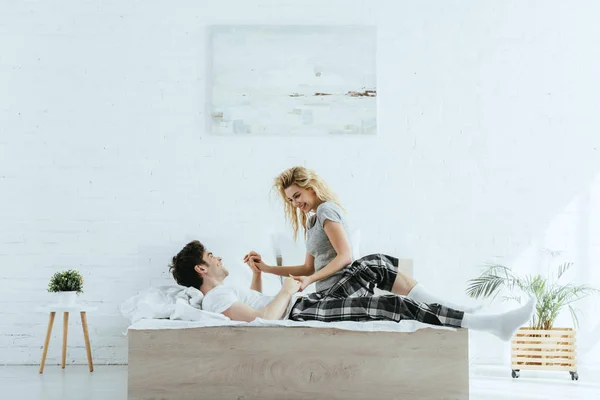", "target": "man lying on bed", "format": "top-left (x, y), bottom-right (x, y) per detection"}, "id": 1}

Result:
top-left (169, 240), bottom-right (535, 341)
